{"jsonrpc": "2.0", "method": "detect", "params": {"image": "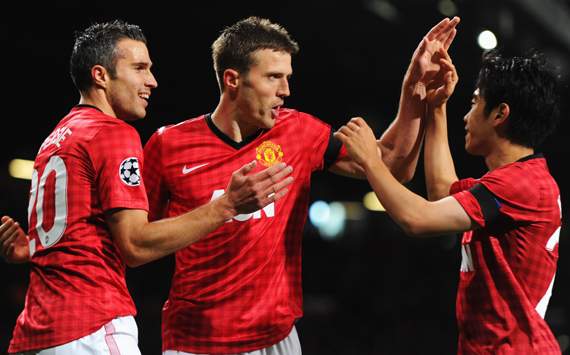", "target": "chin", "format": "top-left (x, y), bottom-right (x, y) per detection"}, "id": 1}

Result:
top-left (263, 119), bottom-right (276, 129)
